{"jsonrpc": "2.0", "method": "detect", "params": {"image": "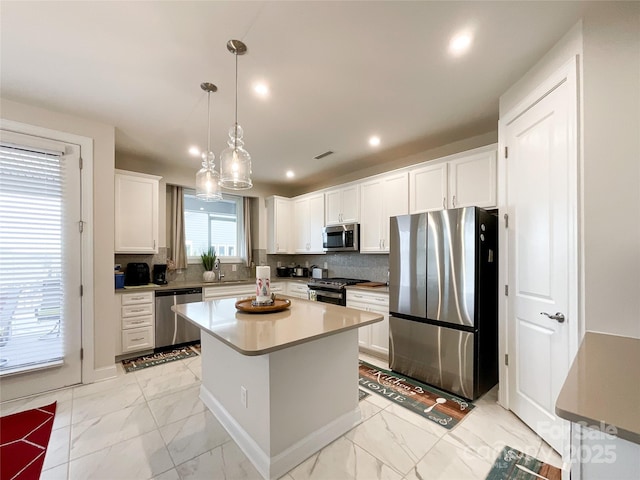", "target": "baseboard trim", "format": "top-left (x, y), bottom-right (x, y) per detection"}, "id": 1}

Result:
top-left (89, 364), bottom-right (117, 383)
top-left (200, 385), bottom-right (362, 480)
